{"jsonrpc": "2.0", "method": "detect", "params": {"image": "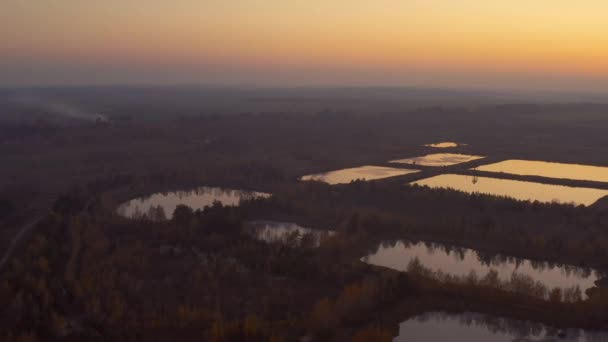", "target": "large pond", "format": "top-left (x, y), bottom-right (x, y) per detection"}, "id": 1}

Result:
top-left (117, 187), bottom-right (271, 220)
top-left (245, 221), bottom-right (335, 247)
top-left (395, 311), bottom-right (608, 341)
top-left (475, 159), bottom-right (608, 184)
top-left (301, 165), bottom-right (419, 185)
top-left (411, 174), bottom-right (608, 206)
top-left (391, 153), bottom-right (484, 167)
top-left (362, 240), bottom-right (604, 297)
